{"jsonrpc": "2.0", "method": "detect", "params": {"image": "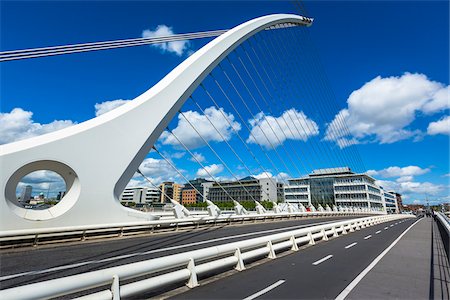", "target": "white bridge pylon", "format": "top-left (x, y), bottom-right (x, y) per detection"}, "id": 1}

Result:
top-left (0, 14), bottom-right (312, 232)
